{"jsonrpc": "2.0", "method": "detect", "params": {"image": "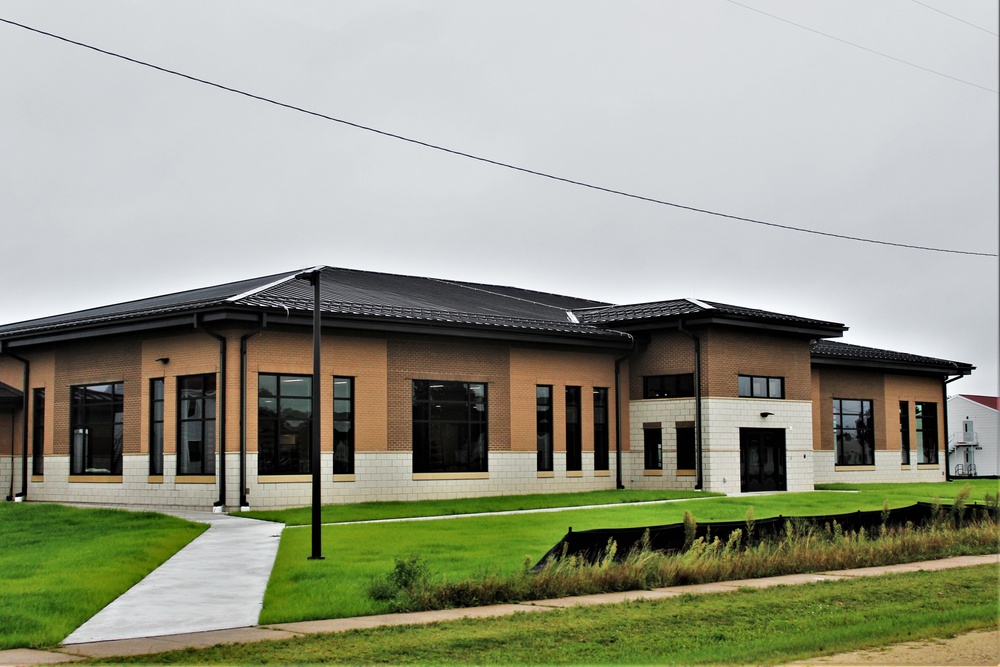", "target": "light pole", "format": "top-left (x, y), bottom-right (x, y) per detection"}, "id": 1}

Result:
top-left (296, 267), bottom-right (324, 560)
